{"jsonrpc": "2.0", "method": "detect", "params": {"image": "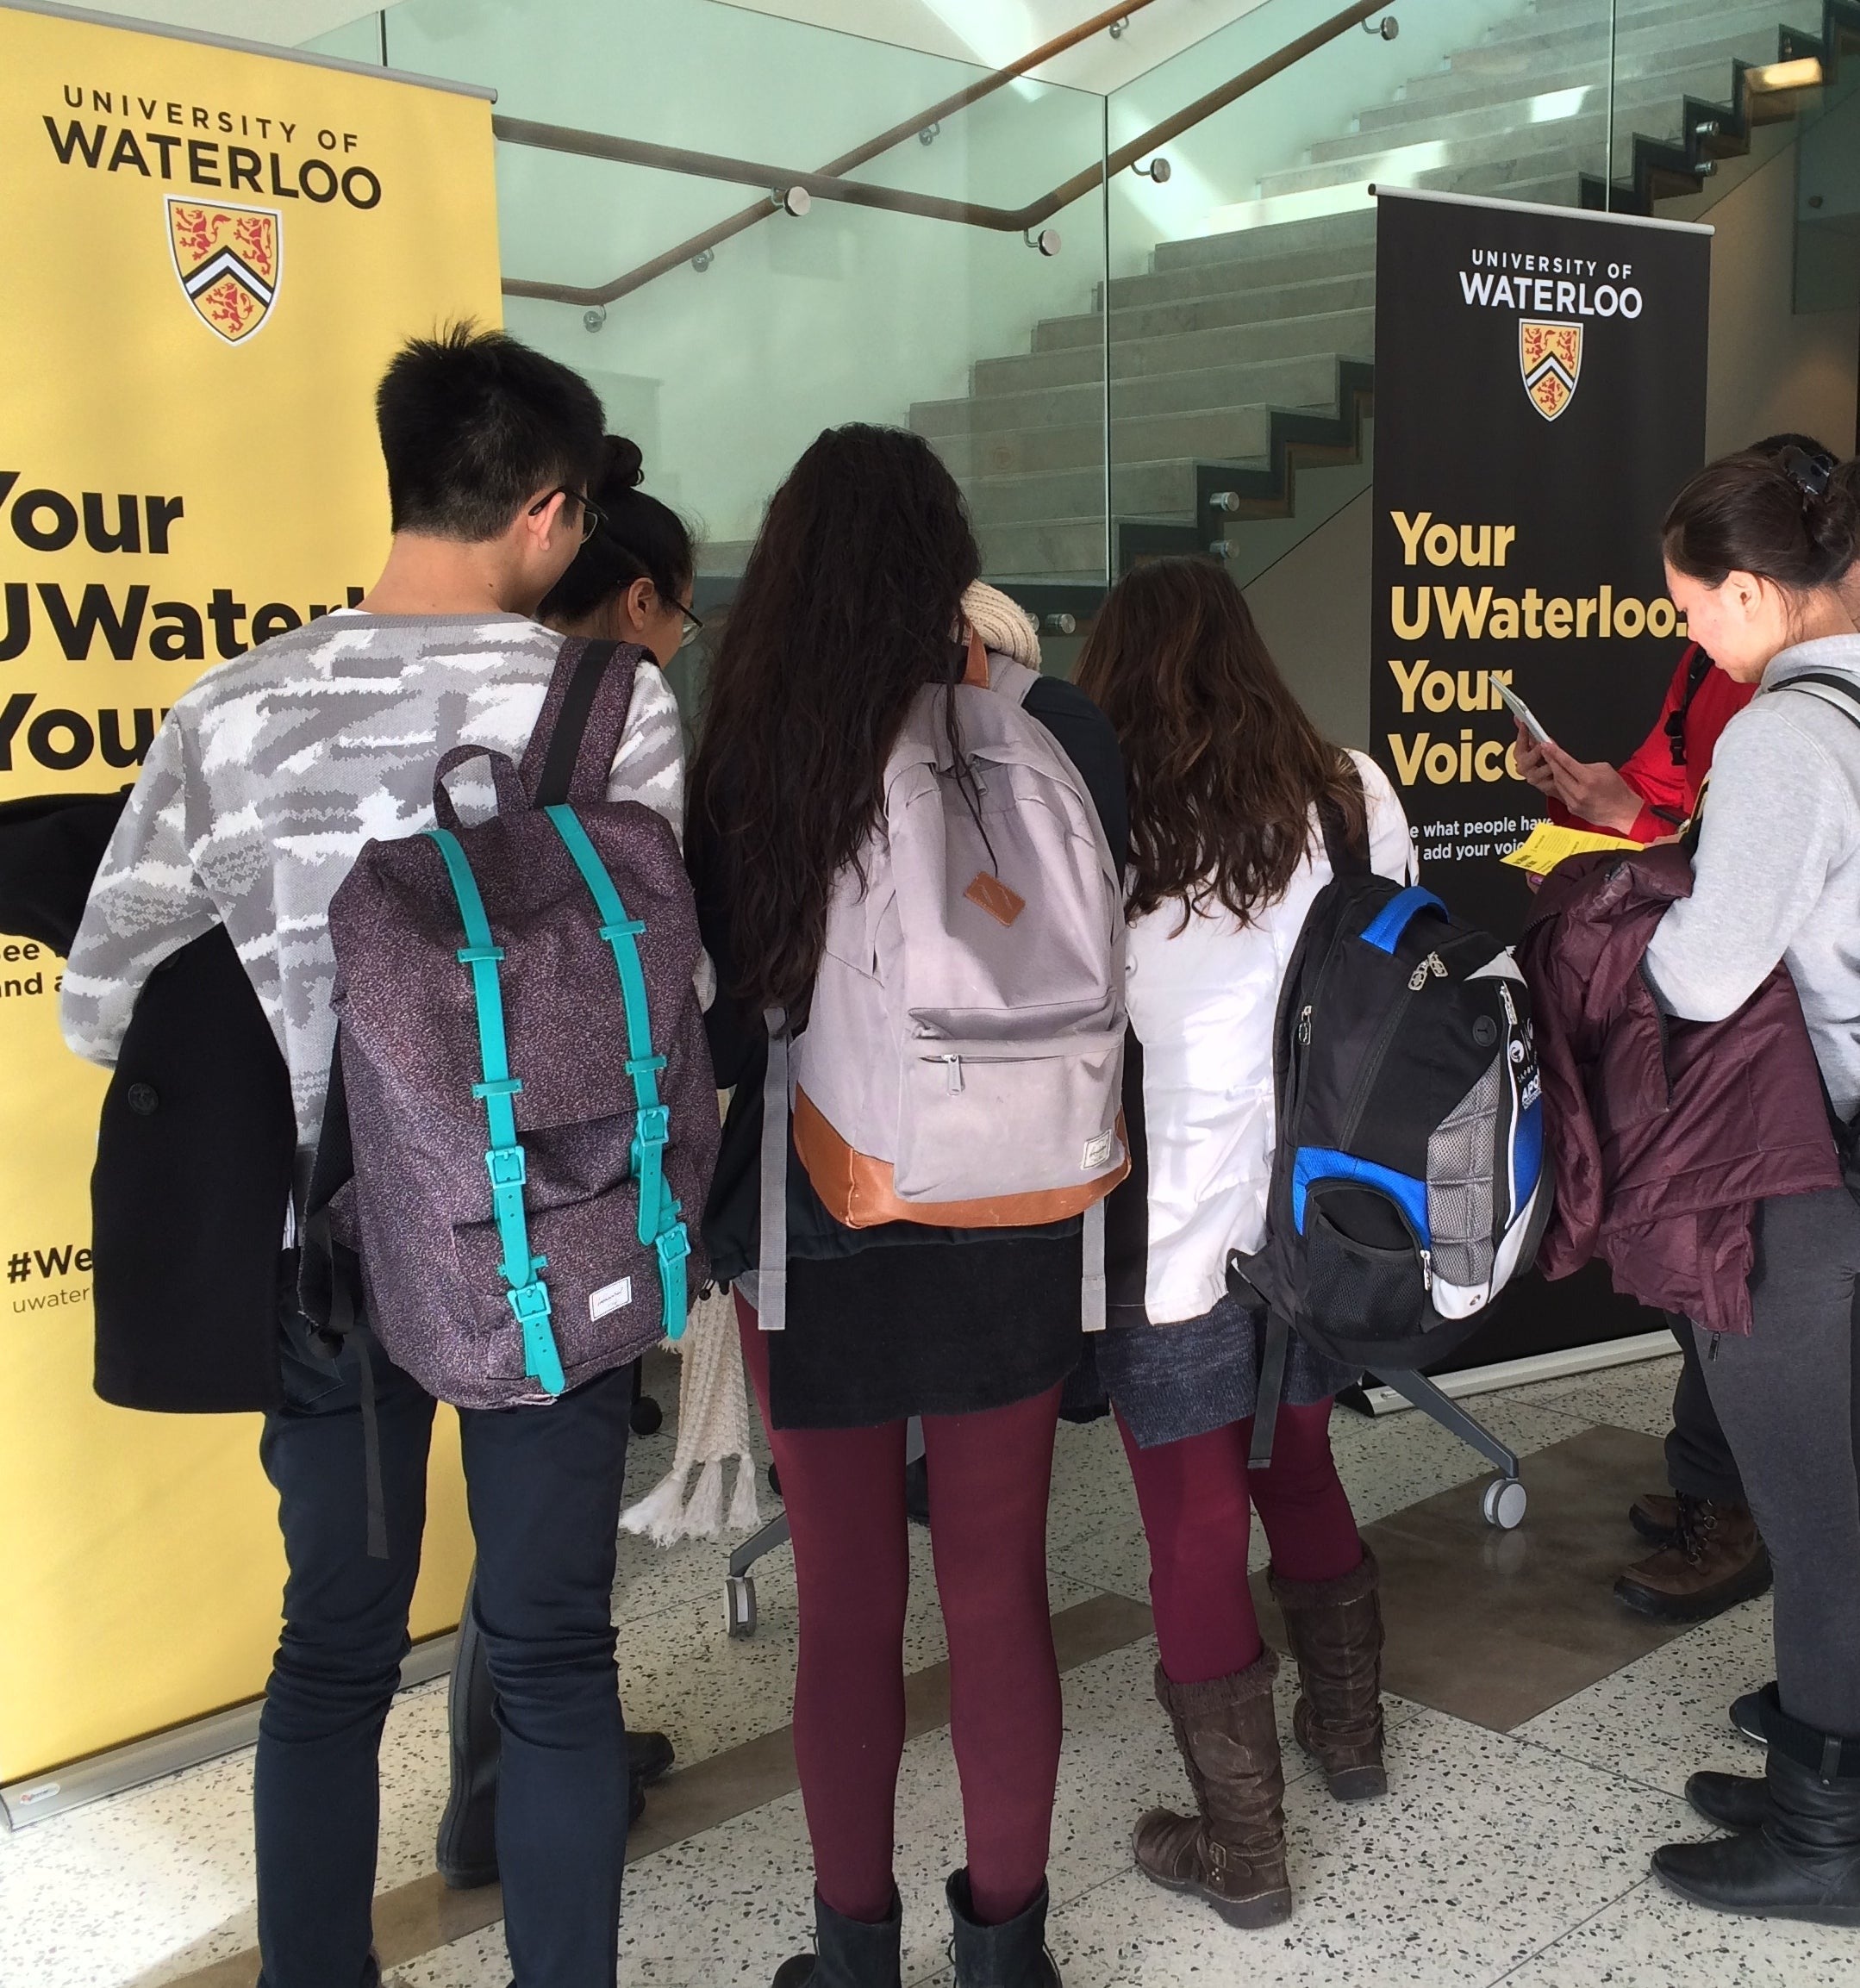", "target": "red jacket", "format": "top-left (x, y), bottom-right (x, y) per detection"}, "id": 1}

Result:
top-left (1551, 644), bottom-right (1757, 843)
top-left (1518, 844), bottom-right (1839, 1333)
